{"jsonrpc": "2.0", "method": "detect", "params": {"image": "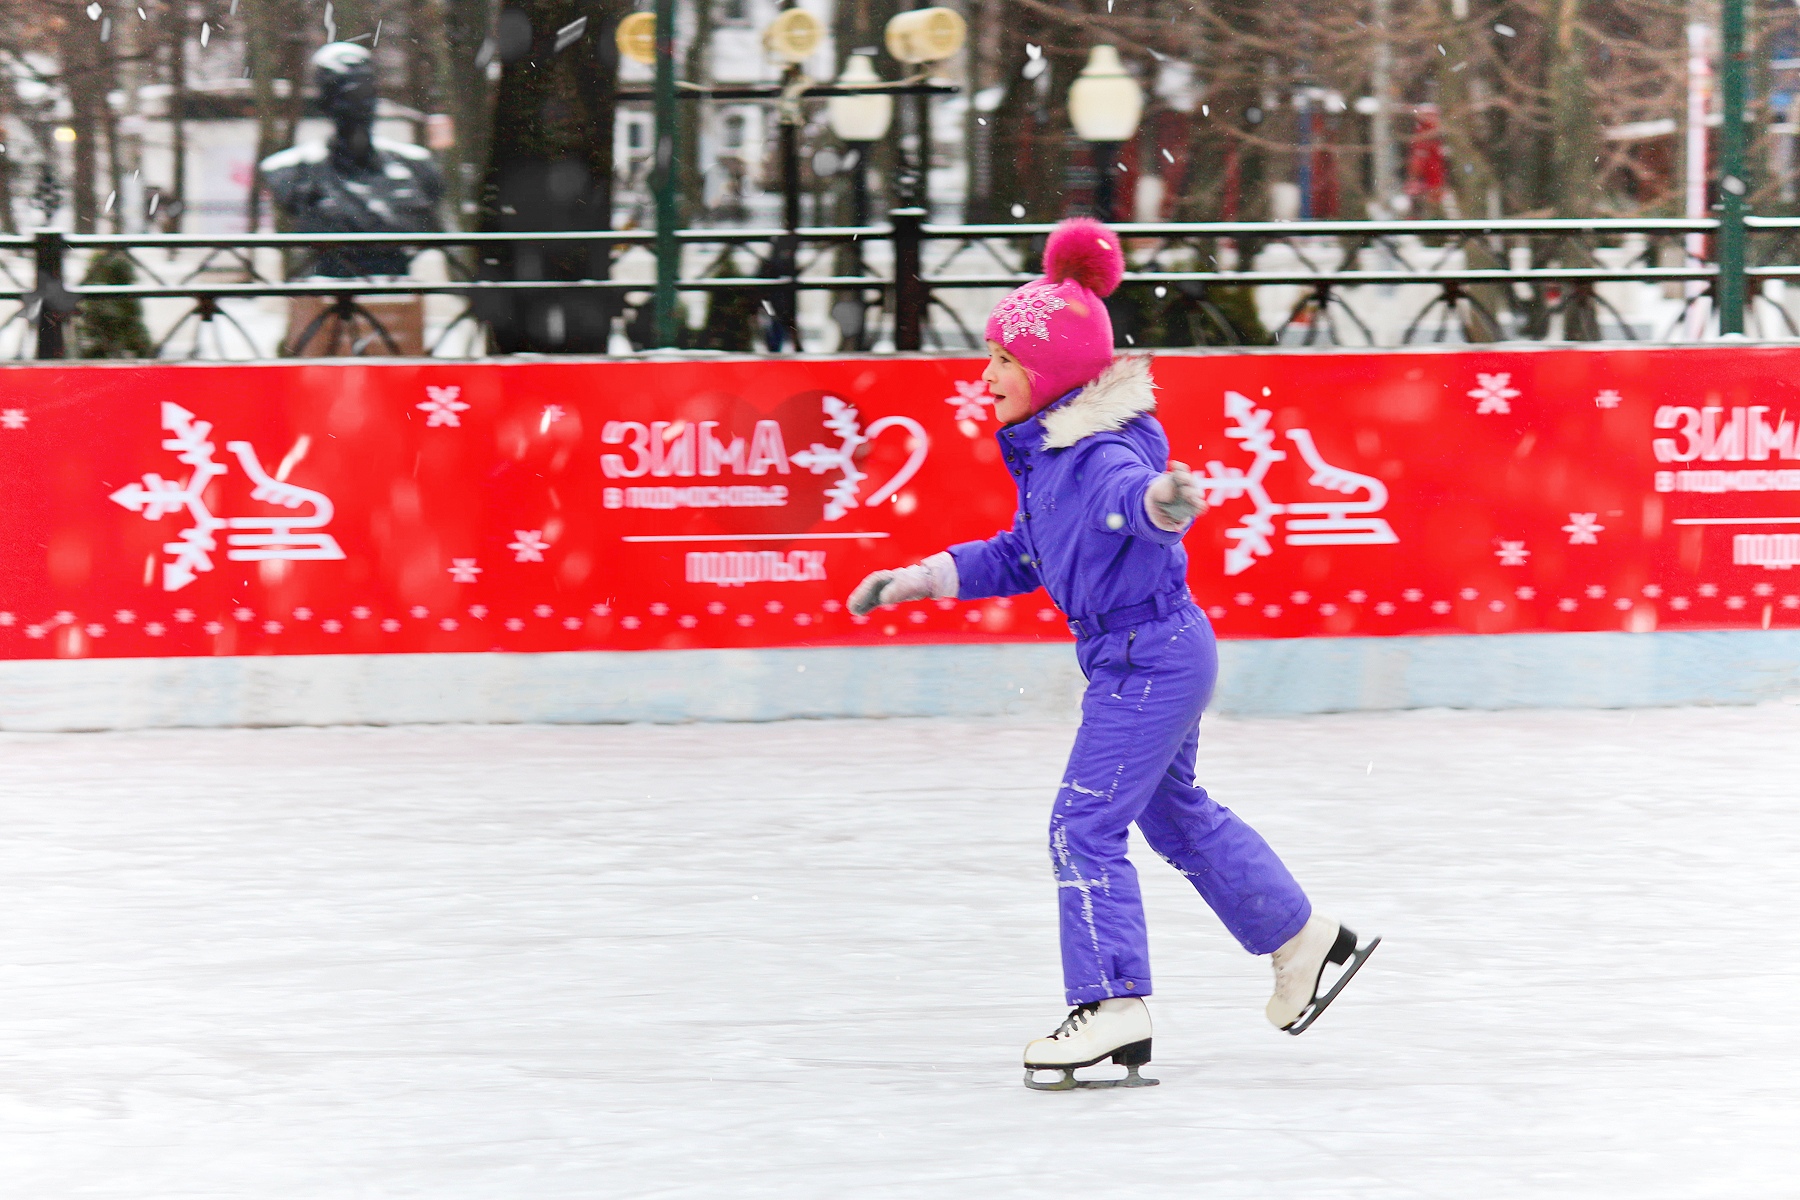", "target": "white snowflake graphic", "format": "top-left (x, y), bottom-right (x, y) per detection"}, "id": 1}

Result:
top-left (25, 625), bottom-right (45, 639)
top-left (1563, 513), bottom-right (1605, 544)
top-left (1196, 391), bottom-right (1397, 576)
top-left (1487, 599), bottom-right (1506, 612)
top-left (505, 617), bottom-right (525, 631)
top-left (114, 609), bottom-right (136, 624)
top-left (991, 285), bottom-right (1068, 343)
top-left (1516, 586), bottom-right (1537, 599)
top-left (418, 385), bottom-right (469, 427)
top-left (1, 408), bottom-right (26, 429)
top-left (448, 558), bottom-right (483, 583)
top-left (0, 612), bottom-right (13, 626)
top-left (109, 402), bottom-right (343, 591)
top-left (322, 619), bottom-right (343, 633)
top-left (945, 379), bottom-right (995, 422)
top-left (440, 618), bottom-right (459, 631)
top-left (540, 404), bottom-right (566, 432)
top-left (470, 605), bottom-right (490, 618)
top-left (1594, 389), bottom-right (1623, 409)
top-left (1374, 601), bottom-right (1396, 615)
top-left (789, 395), bottom-right (930, 521)
top-left (145, 622), bottom-right (166, 636)
top-left (1430, 600), bottom-right (1452, 614)
top-left (409, 605), bottom-right (429, 619)
top-left (1670, 596), bottom-right (1691, 610)
top-left (381, 618), bottom-right (401, 632)
top-left (1468, 373), bottom-right (1520, 415)
top-left (1495, 540), bottom-right (1531, 566)
top-left (1459, 587), bottom-right (1479, 601)
top-left (1402, 588), bottom-right (1423, 602)
top-left (509, 530), bottom-right (551, 562)
top-left (1642, 584), bottom-right (1663, 598)
top-left (1586, 584), bottom-right (1608, 599)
